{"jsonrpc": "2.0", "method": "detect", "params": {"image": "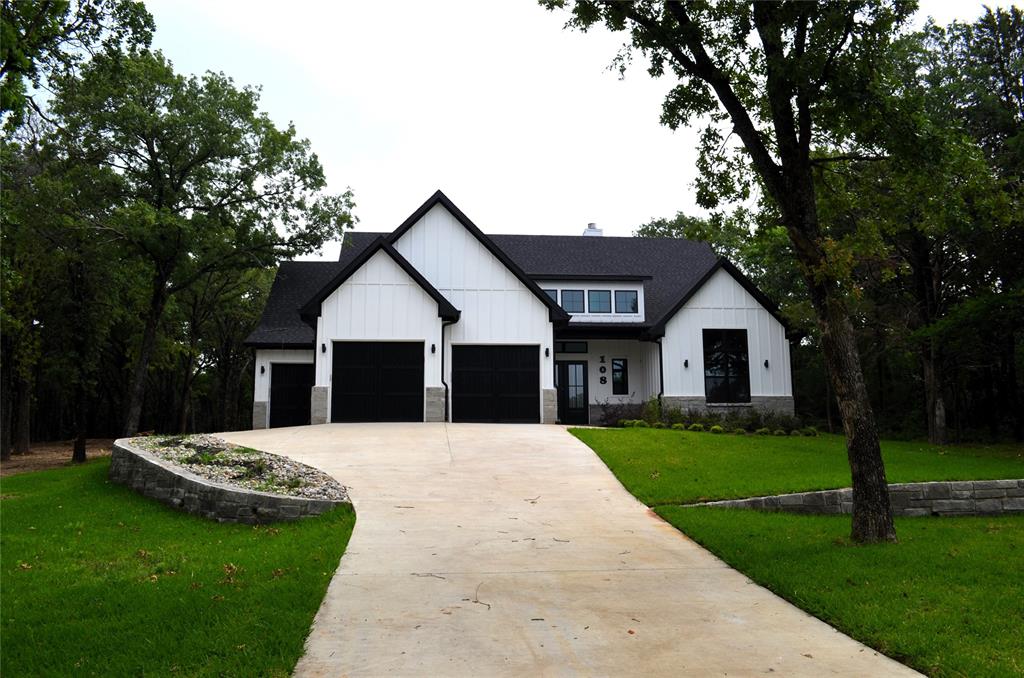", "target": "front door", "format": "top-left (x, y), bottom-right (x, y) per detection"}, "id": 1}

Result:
top-left (556, 361), bottom-right (588, 424)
